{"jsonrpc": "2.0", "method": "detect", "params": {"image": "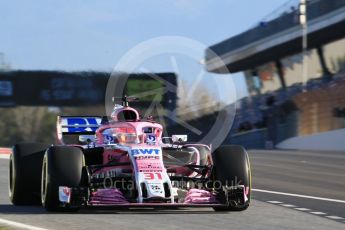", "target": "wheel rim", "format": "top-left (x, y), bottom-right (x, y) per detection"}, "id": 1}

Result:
top-left (41, 156), bottom-right (47, 205)
top-left (8, 155), bottom-right (14, 198)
